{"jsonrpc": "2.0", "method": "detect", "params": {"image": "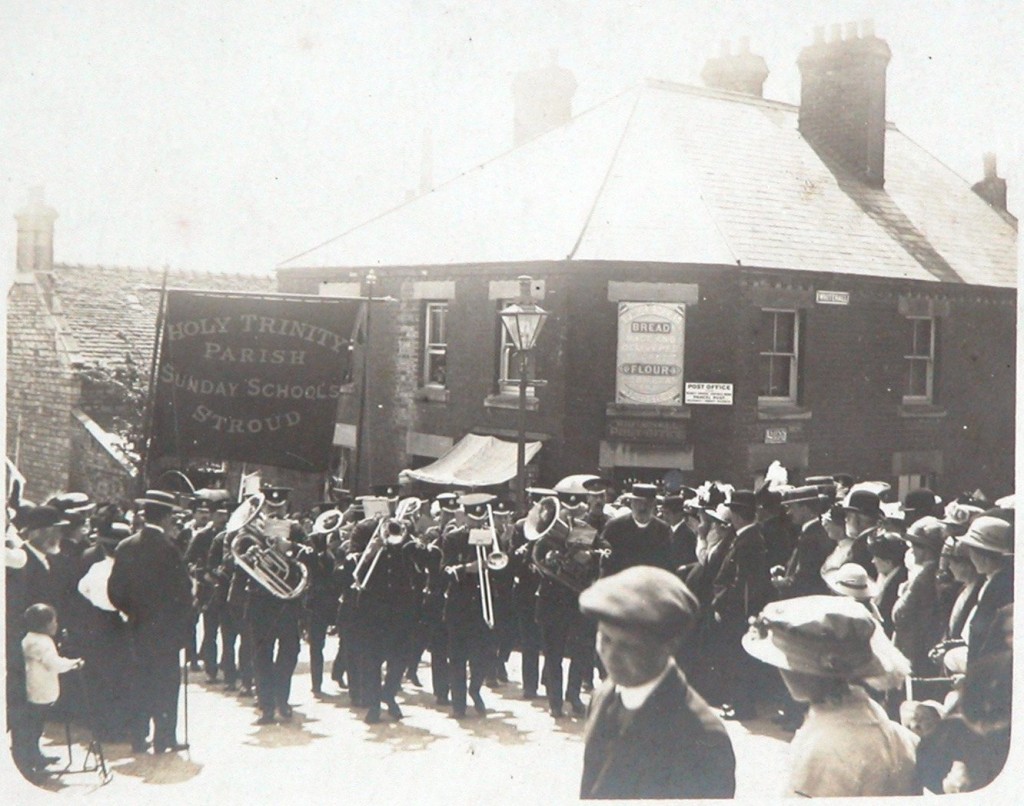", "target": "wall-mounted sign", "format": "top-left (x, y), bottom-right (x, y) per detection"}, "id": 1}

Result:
top-left (816, 290), bottom-right (850, 305)
top-left (615, 302), bottom-right (686, 406)
top-left (684, 382), bottom-right (733, 406)
top-left (765, 428), bottom-right (788, 444)
top-left (607, 418), bottom-right (689, 445)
